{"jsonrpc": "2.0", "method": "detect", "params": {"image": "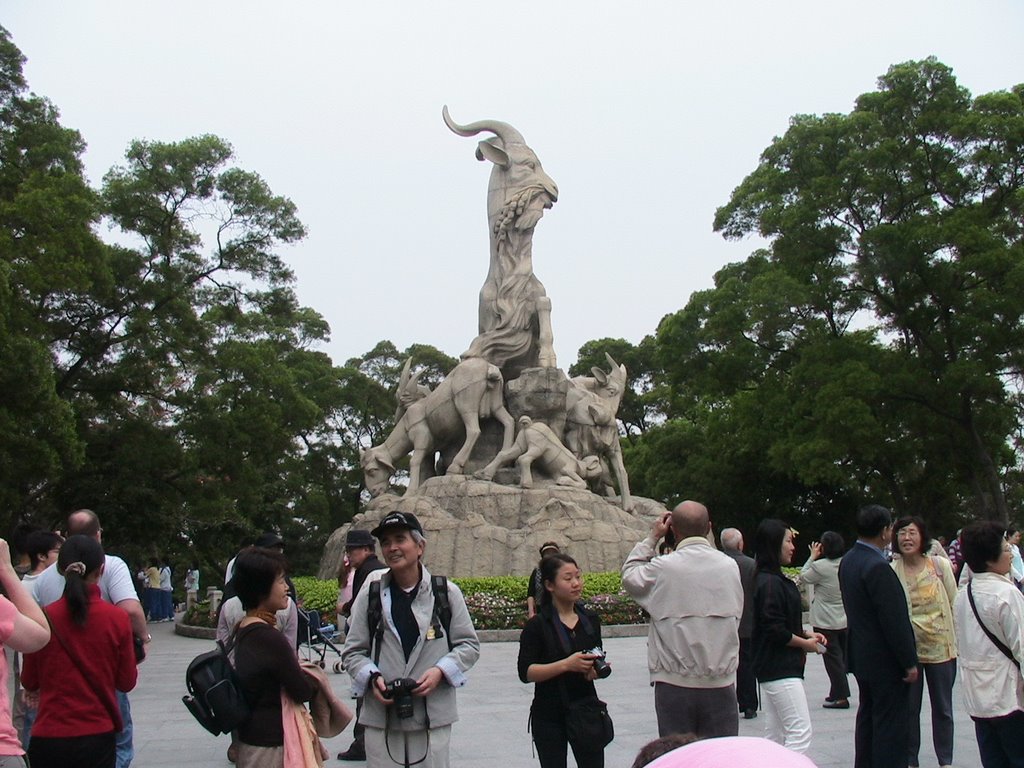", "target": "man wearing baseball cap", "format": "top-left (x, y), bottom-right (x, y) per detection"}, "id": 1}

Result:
top-left (337, 530), bottom-right (387, 761)
top-left (342, 513), bottom-right (480, 768)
